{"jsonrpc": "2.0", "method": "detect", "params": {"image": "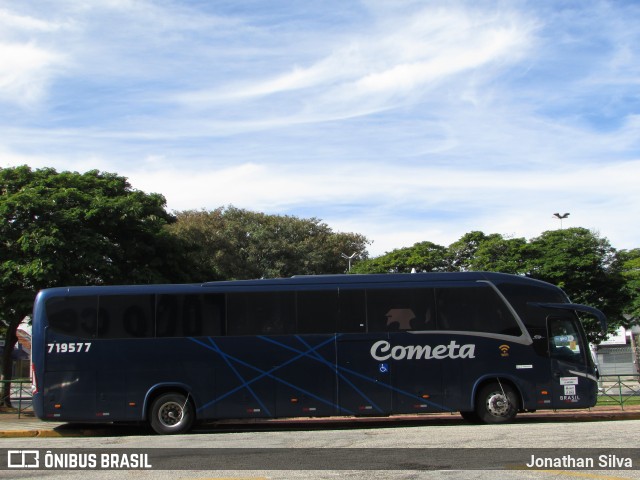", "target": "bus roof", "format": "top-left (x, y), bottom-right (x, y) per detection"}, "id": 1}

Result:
top-left (35, 271), bottom-right (558, 298)
top-left (203, 271), bottom-right (542, 288)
